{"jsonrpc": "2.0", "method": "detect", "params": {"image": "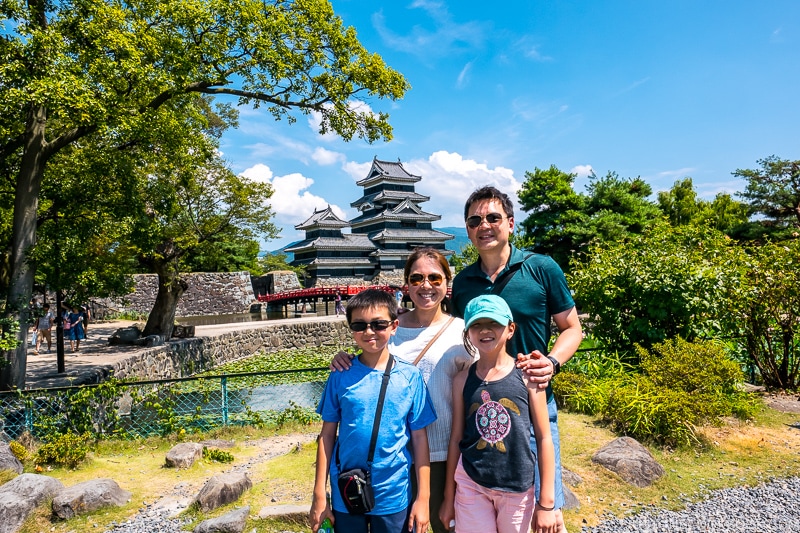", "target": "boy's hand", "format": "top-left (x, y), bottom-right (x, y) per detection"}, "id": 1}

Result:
top-left (516, 350), bottom-right (552, 389)
top-left (329, 350), bottom-right (355, 372)
top-left (309, 495), bottom-right (332, 532)
top-left (408, 498), bottom-right (429, 532)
